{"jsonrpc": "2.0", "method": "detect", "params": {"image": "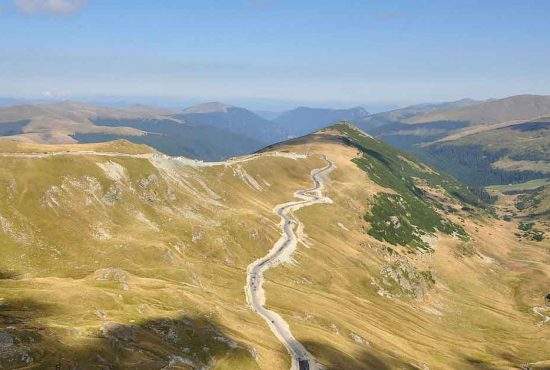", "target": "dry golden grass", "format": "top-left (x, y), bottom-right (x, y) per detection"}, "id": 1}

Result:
top-left (0, 130), bottom-right (548, 369)
top-left (0, 137), bottom-right (154, 154)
